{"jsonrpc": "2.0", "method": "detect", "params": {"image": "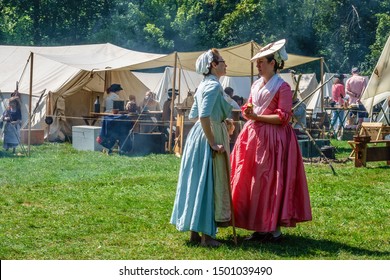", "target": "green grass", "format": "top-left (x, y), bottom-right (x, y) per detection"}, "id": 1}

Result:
top-left (0, 140), bottom-right (389, 260)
